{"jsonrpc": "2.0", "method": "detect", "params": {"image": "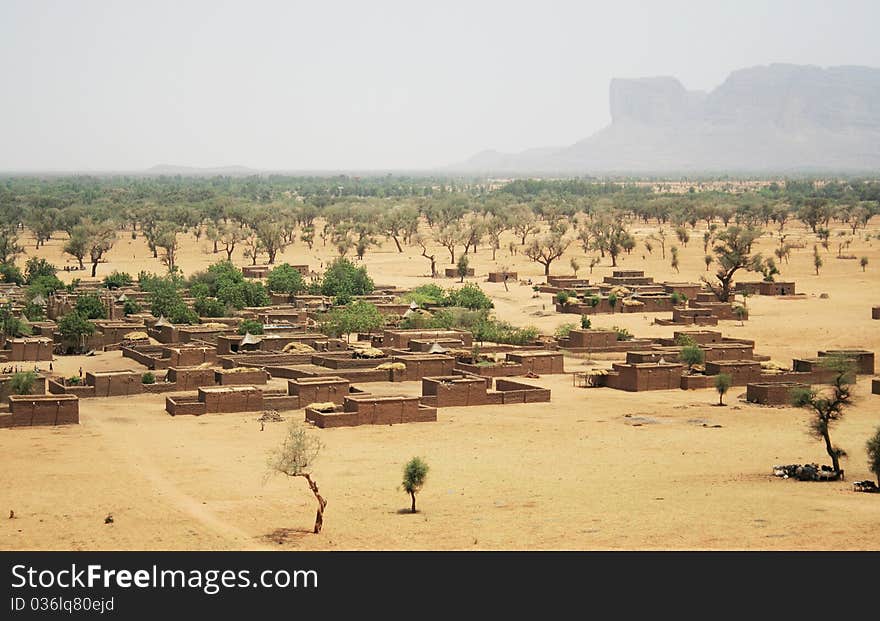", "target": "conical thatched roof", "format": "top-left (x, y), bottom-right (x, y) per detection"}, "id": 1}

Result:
top-left (153, 316), bottom-right (173, 328)
top-left (427, 342), bottom-right (447, 354)
top-left (239, 332), bottom-right (262, 346)
top-left (409, 301), bottom-right (419, 310)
